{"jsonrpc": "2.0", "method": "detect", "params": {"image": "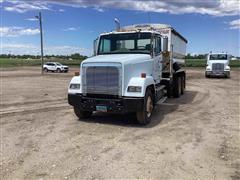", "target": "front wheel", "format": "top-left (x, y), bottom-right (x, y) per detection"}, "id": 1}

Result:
top-left (136, 89), bottom-right (154, 125)
top-left (73, 107), bottom-right (92, 119)
top-left (205, 72), bottom-right (210, 78)
top-left (225, 72), bottom-right (230, 78)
